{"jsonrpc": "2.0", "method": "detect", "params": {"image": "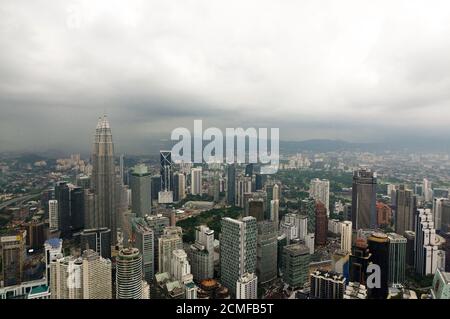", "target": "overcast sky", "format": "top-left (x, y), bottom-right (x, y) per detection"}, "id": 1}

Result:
top-left (1, 0), bottom-right (450, 154)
